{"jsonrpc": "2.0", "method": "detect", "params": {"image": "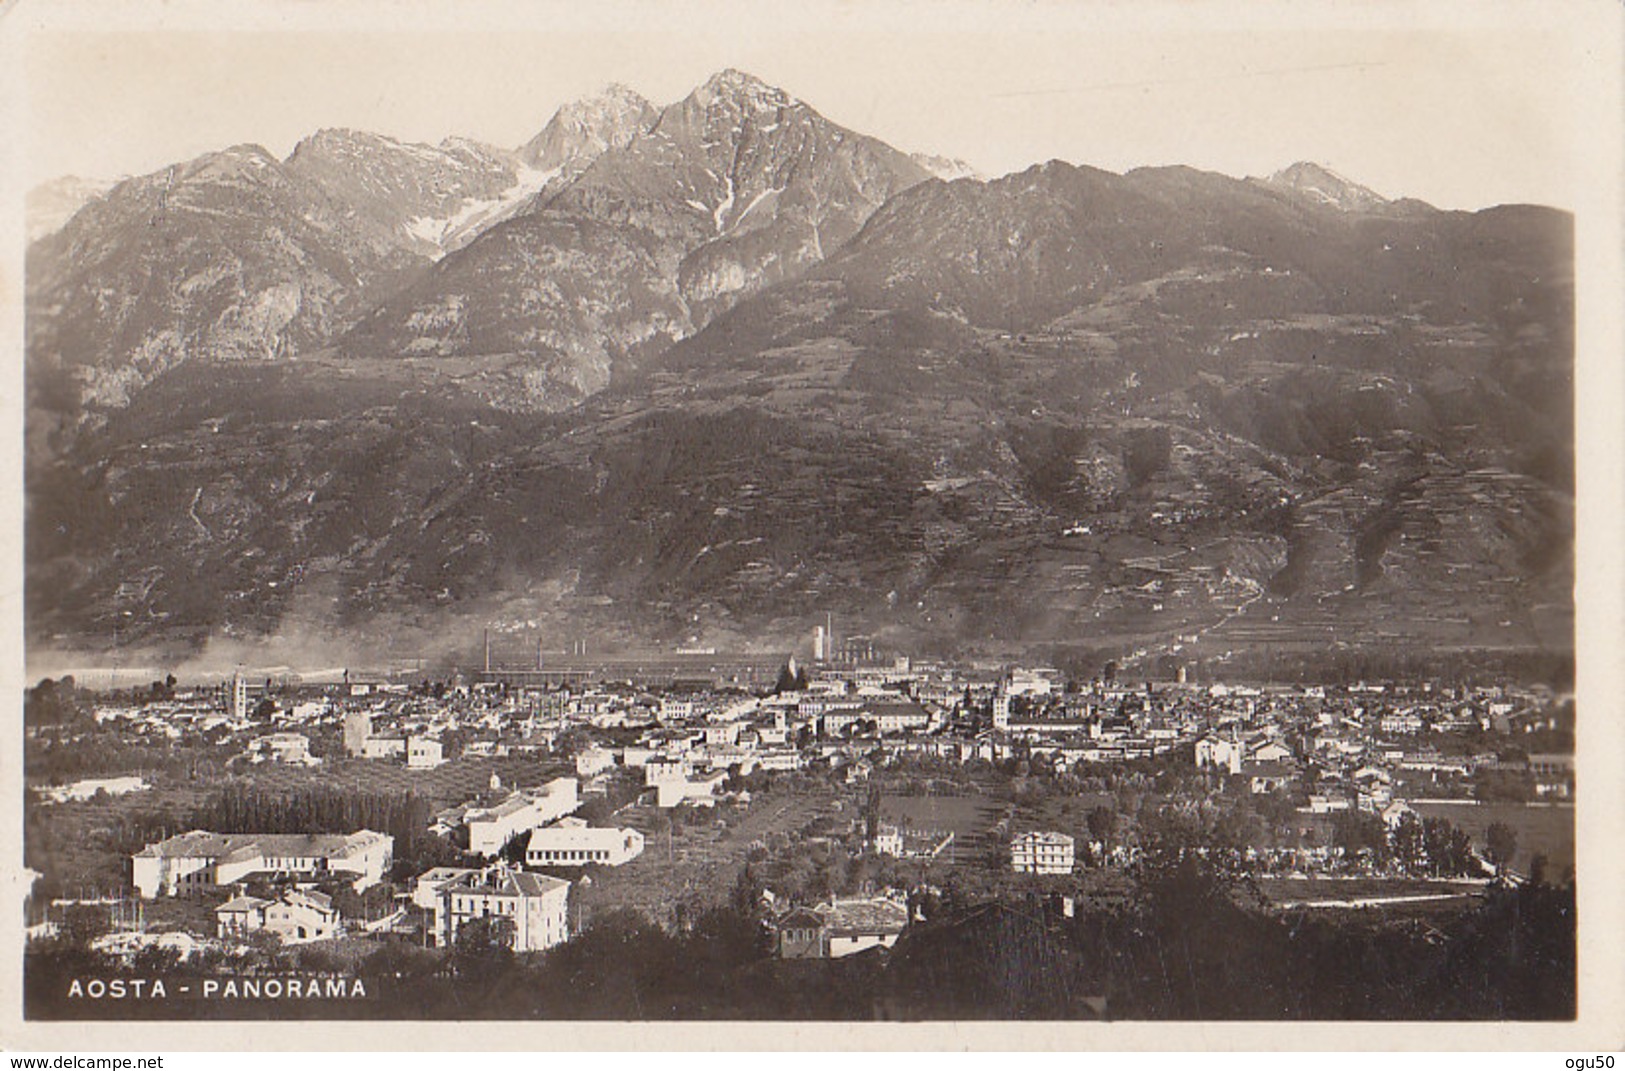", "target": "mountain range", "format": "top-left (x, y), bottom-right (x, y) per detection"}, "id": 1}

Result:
top-left (24, 71), bottom-right (1573, 673)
